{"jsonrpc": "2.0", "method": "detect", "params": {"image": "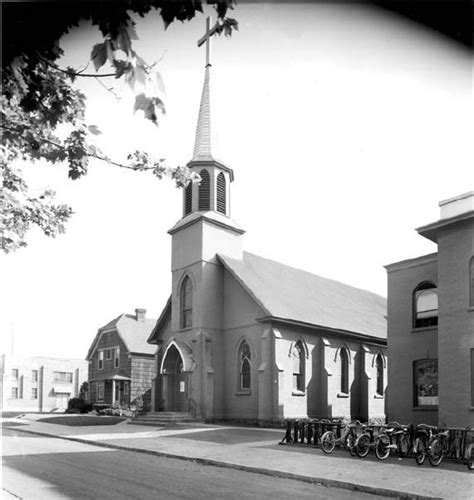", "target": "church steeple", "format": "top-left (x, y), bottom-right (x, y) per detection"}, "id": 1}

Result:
top-left (182, 16), bottom-right (235, 220)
